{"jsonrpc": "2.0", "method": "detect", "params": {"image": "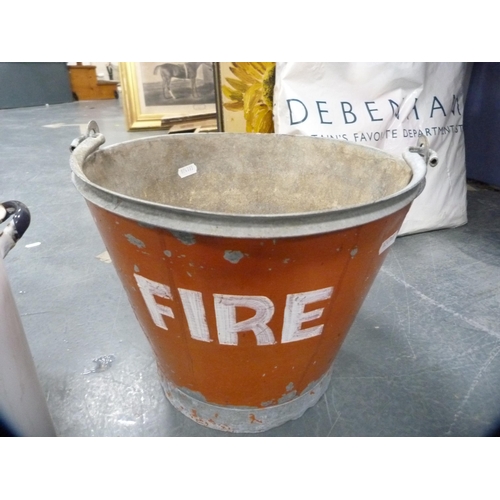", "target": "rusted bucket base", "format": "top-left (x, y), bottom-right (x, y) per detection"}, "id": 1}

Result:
top-left (160, 369), bottom-right (333, 433)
